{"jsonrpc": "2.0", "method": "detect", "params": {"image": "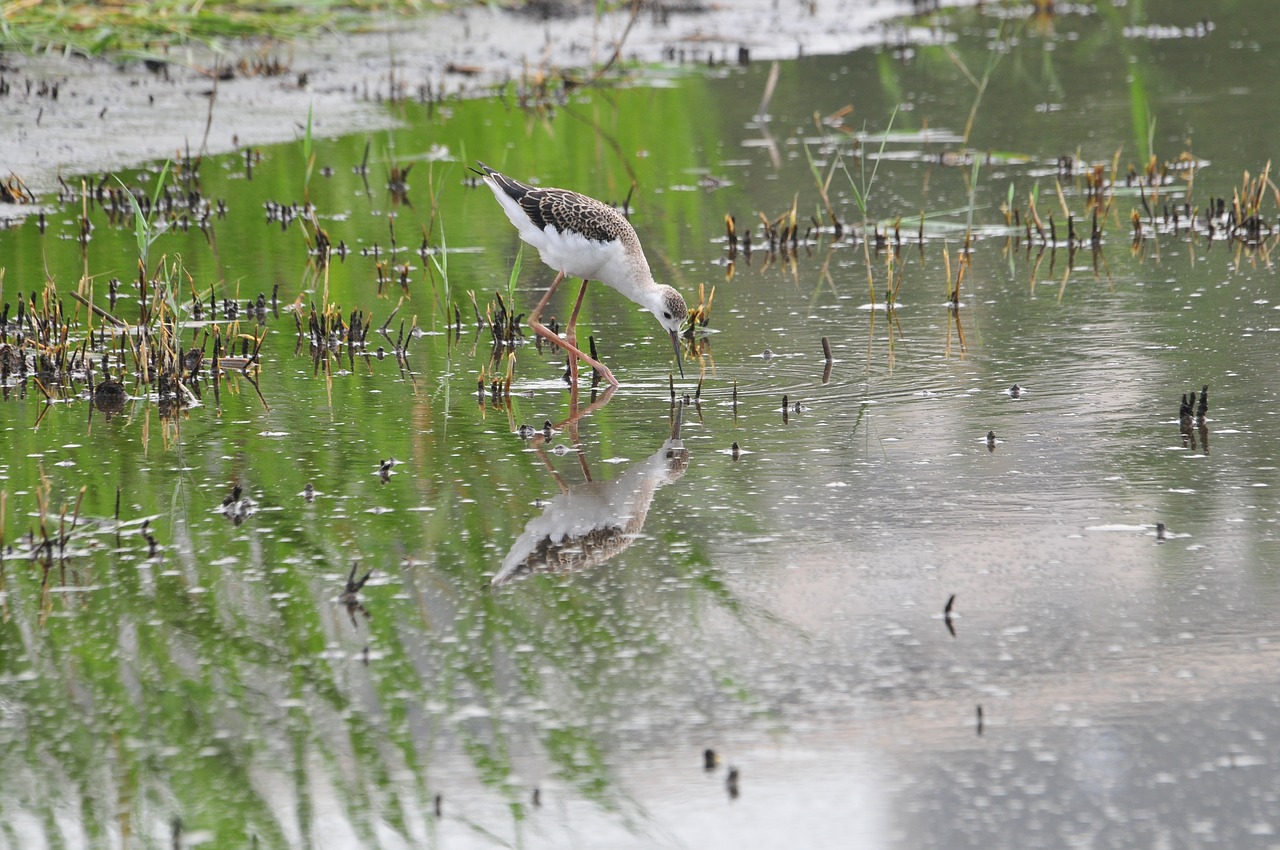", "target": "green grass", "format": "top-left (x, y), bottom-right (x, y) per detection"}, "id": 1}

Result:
top-left (1, 2), bottom-right (641, 56)
top-left (1, 0), bottom-right (460, 55)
